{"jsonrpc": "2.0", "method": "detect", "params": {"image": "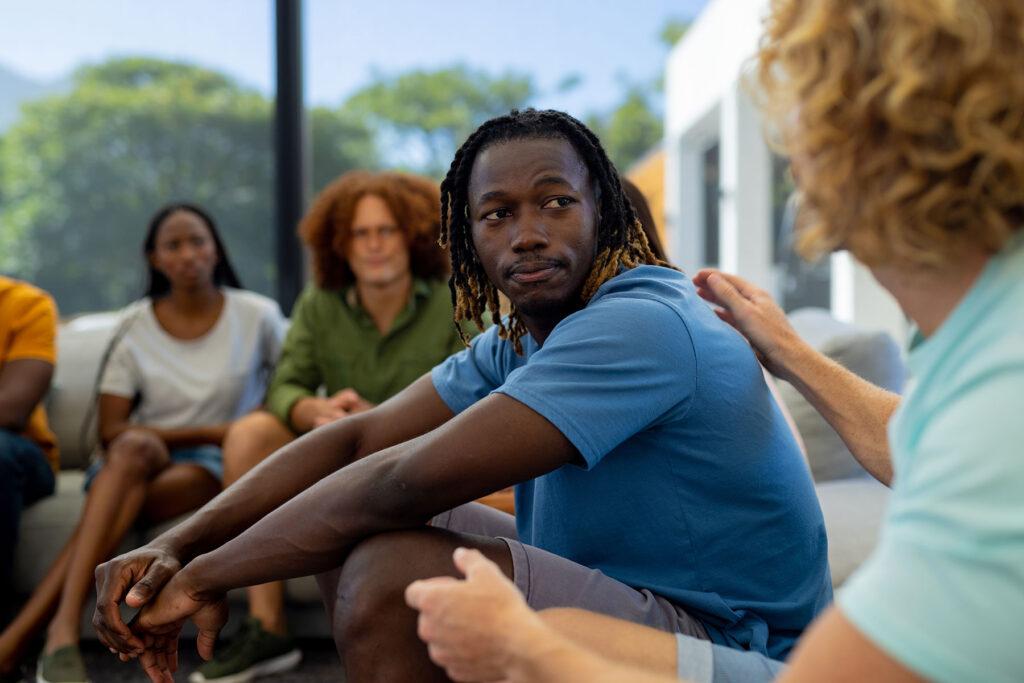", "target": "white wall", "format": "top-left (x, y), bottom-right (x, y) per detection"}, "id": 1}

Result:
top-left (664, 0), bottom-right (908, 344)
